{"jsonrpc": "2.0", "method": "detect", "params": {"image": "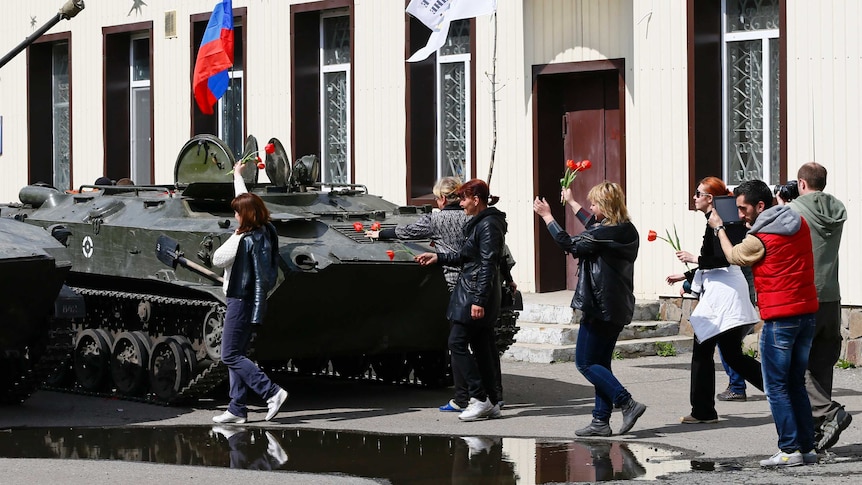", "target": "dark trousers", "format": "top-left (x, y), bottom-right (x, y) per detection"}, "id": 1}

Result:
top-left (574, 317), bottom-right (630, 422)
top-left (448, 321), bottom-right (499, 404)
top-left (450, 322), bottom-right (503, 407)
top-left (690, 324), bottom-right (763, 420)
top-left (805, 301), bottom-right (843, 426)
top-left (222, 298), bottom-right (279, 417)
